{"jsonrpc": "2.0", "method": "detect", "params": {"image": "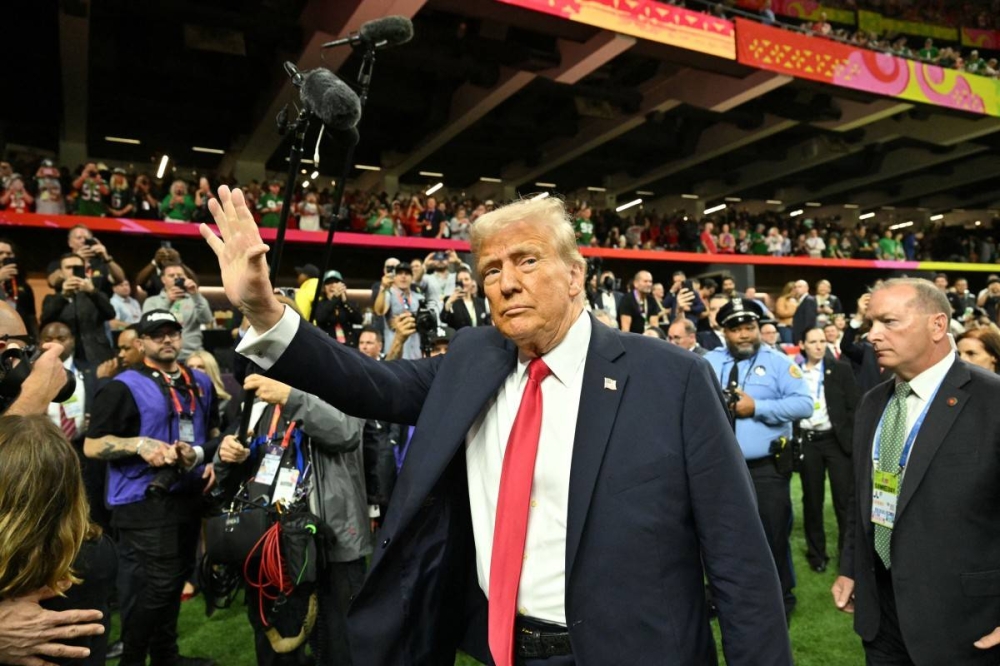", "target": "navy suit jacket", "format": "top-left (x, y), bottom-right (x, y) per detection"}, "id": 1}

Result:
top-left (842, 360), bottom-right (1000, 665)
top-left (263, 314), bottom-right (791, 665)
